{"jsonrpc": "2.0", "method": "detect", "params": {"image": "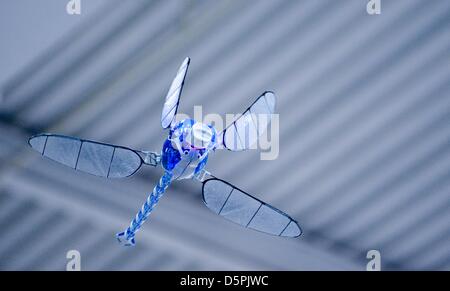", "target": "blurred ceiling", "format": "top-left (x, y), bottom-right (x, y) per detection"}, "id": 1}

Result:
top-left (0, 0), bottom-right (449, 270)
